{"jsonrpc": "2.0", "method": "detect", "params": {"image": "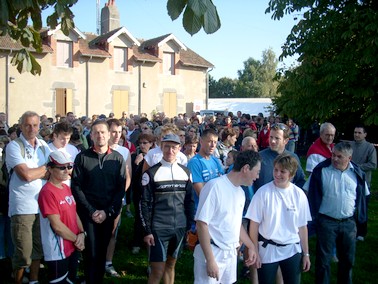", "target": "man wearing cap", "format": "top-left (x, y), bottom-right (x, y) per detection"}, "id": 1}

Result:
top-left (38, 151), bottom-right (85, 283)
top-left (140, 133), bottom-right (194, 284)
top-left (5, 111), bottom-right (51, 284)
top-left (71, 120), bottom-right (126, 283)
